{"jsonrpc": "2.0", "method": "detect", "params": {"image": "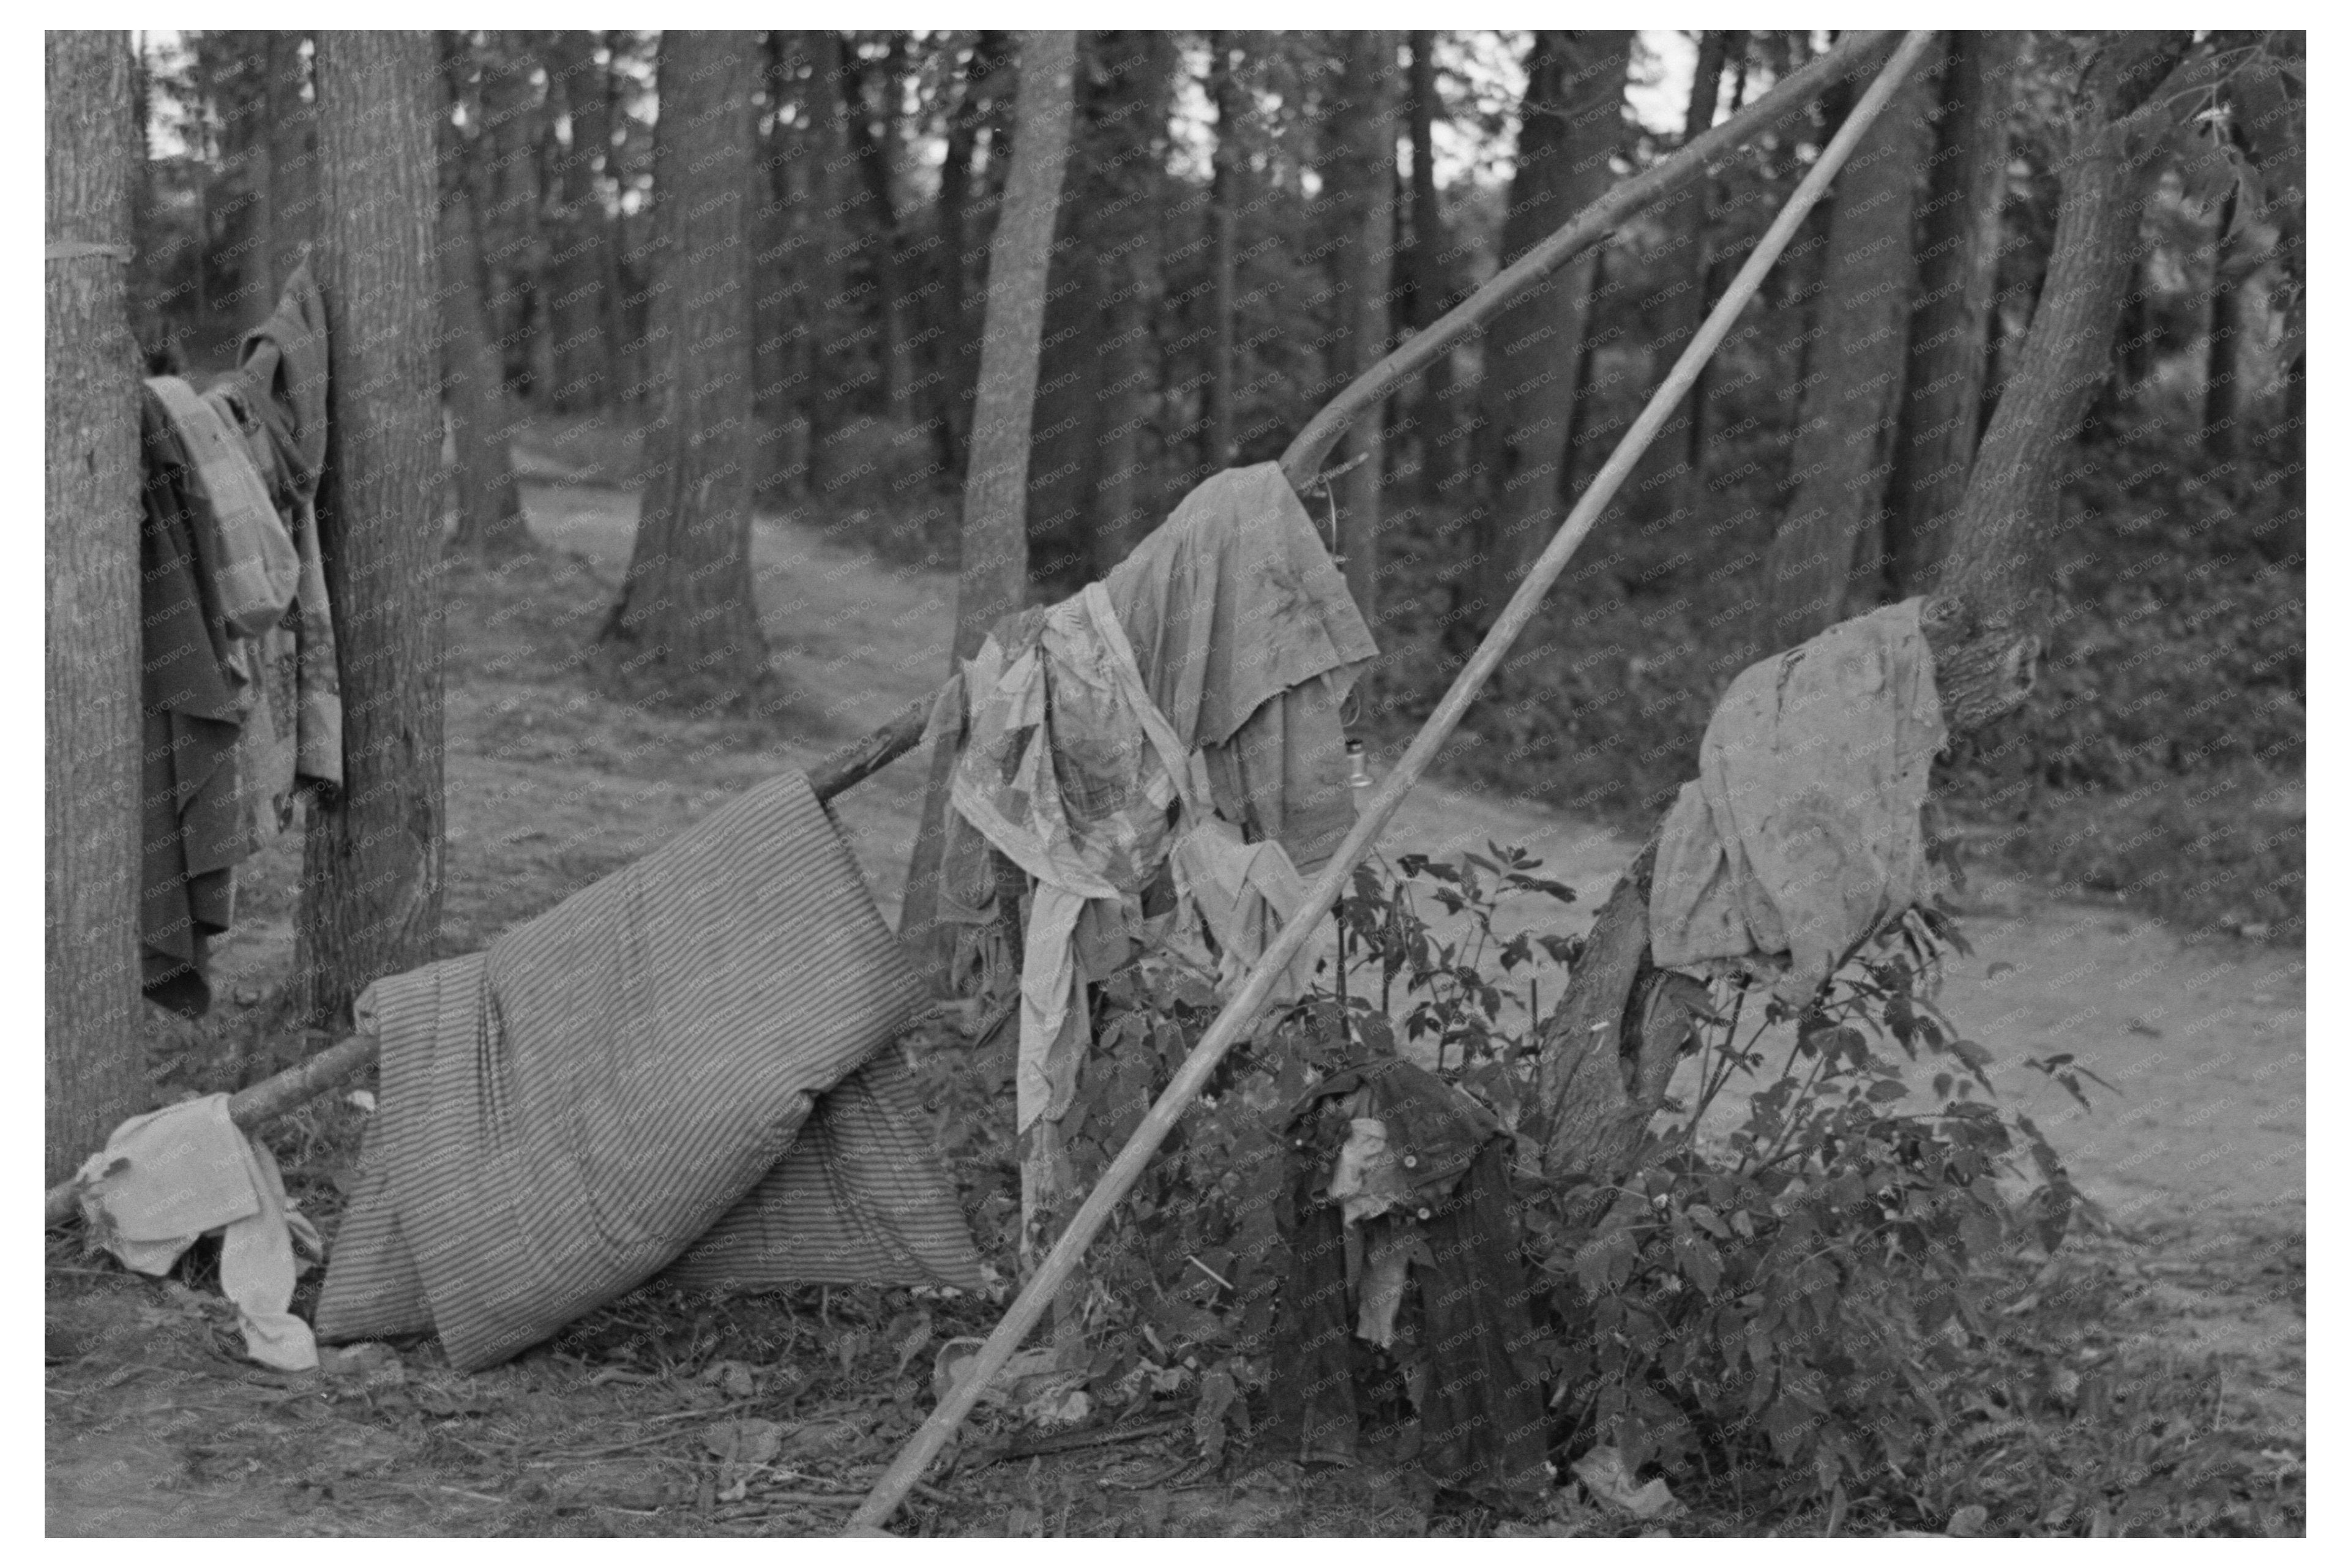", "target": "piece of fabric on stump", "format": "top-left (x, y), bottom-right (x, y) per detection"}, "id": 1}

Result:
top-left (316, 771), bottom-right (979, 1372)
top-left (1649, 597), bottom-right (1948, 998)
